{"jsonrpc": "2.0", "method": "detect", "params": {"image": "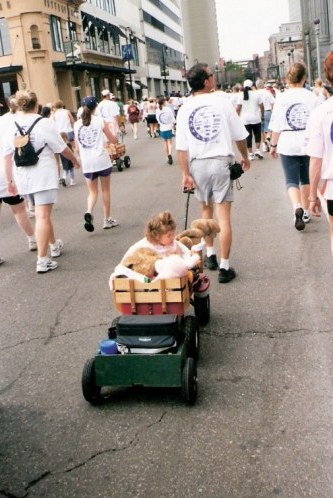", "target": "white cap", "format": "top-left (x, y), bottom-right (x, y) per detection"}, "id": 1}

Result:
top-left (243, 79), bottom-right (253, 88)
top-left (101, 89), bottom-right (110, 97)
